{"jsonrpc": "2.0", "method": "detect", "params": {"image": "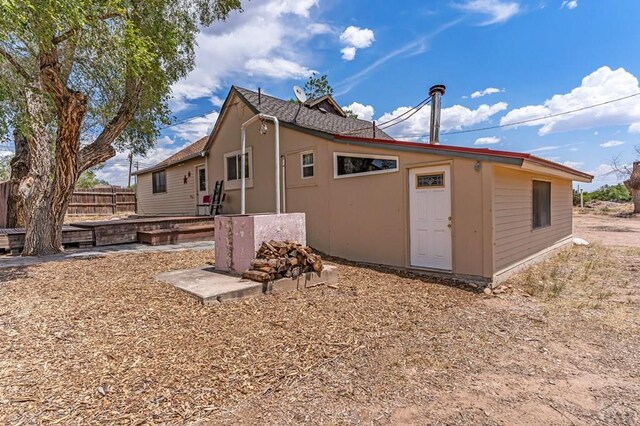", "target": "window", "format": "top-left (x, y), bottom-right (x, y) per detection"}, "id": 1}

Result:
top-left (198, 167), bottom-right (206, 191)
top-left (224, 148), bottom-right (253, 189)
top-left (533, 180), bottom-right (551, 229)
top-left (416, 173), bottom-right (444, 188)
top-left (152, 170), bottom-right (166, 193)
top-left (302, 152), bottom-right (314, 178)
top-left (334, 152), bottom-right (399, 178)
